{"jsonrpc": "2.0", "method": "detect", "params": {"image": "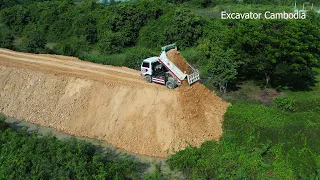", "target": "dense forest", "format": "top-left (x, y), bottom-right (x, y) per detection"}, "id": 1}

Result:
top-left (1, 0), bottom-right (320, 179)
top-left (1, 0), bottom-right (320, 91)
